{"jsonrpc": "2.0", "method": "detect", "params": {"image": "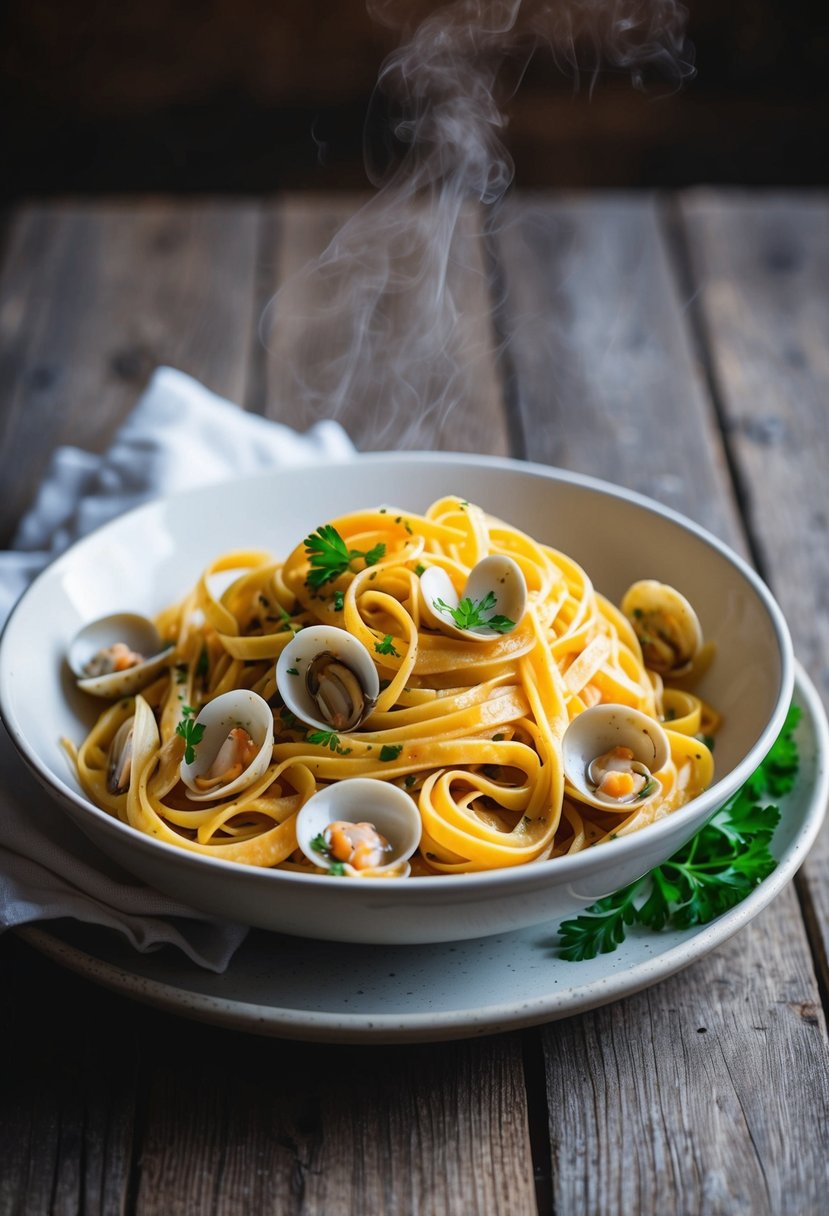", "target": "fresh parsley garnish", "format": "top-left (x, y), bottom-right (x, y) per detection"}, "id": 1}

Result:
top-left (375, 634), bottom-right (400, 657)
top-left (285, 667), bottom-right (299, 676)
top-left (433, 591), bottom-right (515, 633)
top-left (304, 525), bottom-right (386, 589)
top-left (414, 564), bottom-right (426, 577)
top-left (306, 729), bottom-right (352, 755)
top-left (333, 590), bottom-right (345, 612)
top-left (379, 744), bottom-right (403, 762)
top-left (175, 706), bottom-right (206, 764)
top-left (556, 704), bottom-right (800, 961)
